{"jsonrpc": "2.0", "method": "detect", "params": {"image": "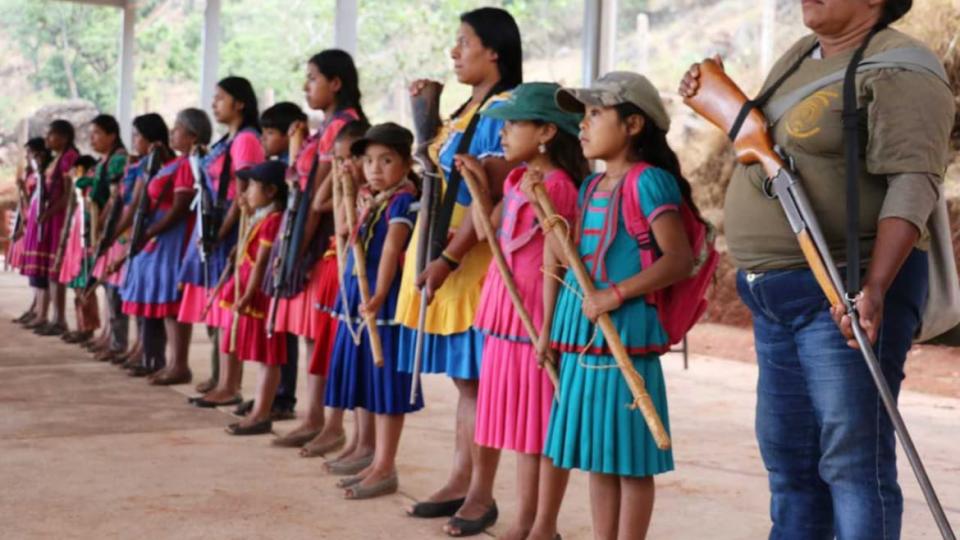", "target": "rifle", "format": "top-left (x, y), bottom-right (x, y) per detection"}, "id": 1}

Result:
top-left (200, 256), bottom-right (235, 320)
top-left (340, 166), bottom-right (385, 368)
top-left (52, 165), bottom-right (86, 273)
top-left (79, 154), bottom-right (130, 298)
top-left (5, 163), bottom-right (28, 270)
top-left (122, 148), bottom-right (165, 287)
top-left (229, 211), bottom-right (248, 353)
top-left (408, 80), bottom-right (443, 404)
top-left (265, 128), bottom-right (304, 338)
top-left (188, 145), bottom-right (214, 289)
top-left (684, 59), bottom-right (955, 539)
top-left (31, 157), bottom-right (46, 244)
top-left (460, 166), bottom-right (559, 389)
